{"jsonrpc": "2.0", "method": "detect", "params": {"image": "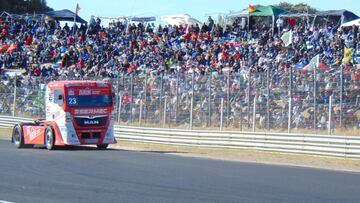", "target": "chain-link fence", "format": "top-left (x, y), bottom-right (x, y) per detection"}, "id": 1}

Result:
top-left (1, 65), bottom-right (359, 135)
